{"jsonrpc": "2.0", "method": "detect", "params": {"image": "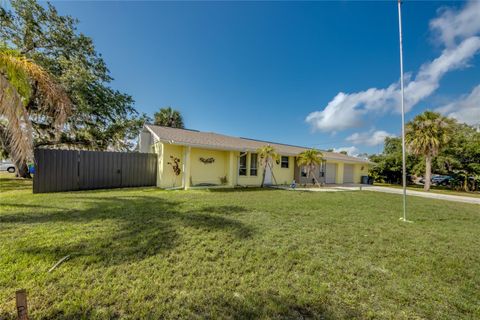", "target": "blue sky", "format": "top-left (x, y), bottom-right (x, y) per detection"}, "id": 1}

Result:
top-left (50, 1), bottom-right (480, 155)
